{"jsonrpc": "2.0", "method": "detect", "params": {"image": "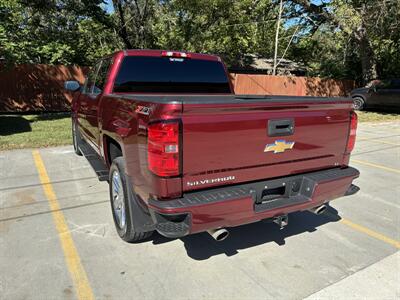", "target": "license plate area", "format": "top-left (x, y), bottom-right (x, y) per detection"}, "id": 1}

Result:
top-left (260, 186), bottom-right (286, 203)
top-left (253, 177), bottom-right (314, 212)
